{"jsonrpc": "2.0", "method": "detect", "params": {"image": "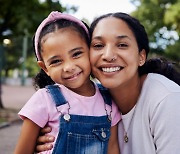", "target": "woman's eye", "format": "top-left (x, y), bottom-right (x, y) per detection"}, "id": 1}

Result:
top-left (117, 43), bottom-right (128, 48)
top-left (92, 43), bottom-right (104, 50)
top-left (73, 51), bottom-right (82, 58)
